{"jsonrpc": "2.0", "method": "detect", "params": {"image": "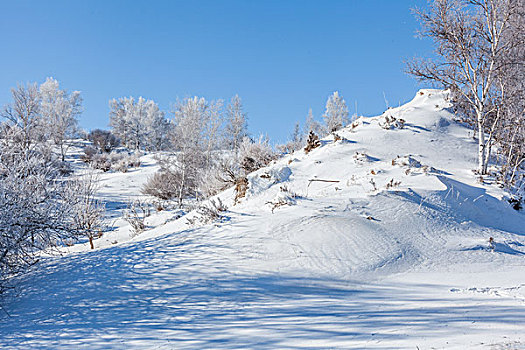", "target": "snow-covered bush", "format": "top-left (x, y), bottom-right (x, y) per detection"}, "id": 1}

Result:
top-left (110, 153), bottom-right (141, 173)
top-left (142, 169), bottom-right (183, 200)
top-left (82, 149), bottom-right (141, 173)
top-left (266, 185), bottom-right (298, 213)
top-left (276, 122), bottom-right (304, 155)
top-left (239, 136), bottom-right (276, 173)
